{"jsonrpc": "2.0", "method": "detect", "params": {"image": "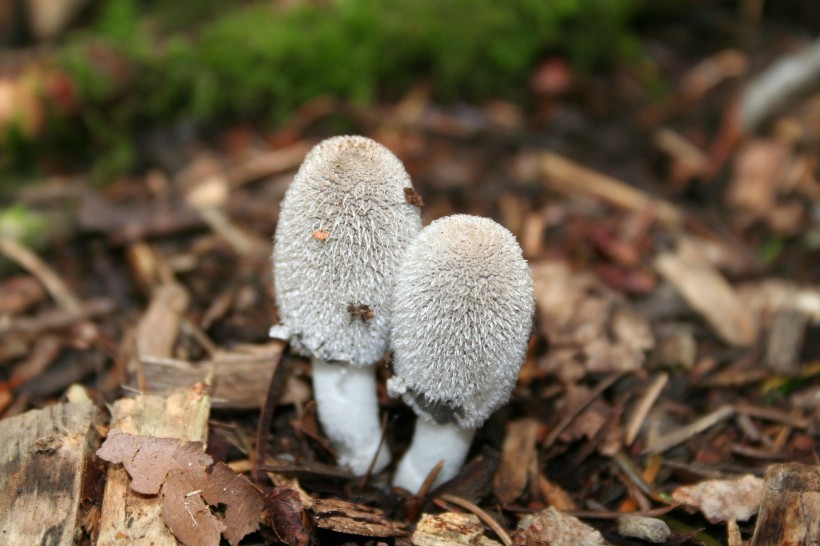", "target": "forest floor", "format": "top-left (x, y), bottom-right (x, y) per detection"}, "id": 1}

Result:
top-left (1, 5), bottom-right (819, 546)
